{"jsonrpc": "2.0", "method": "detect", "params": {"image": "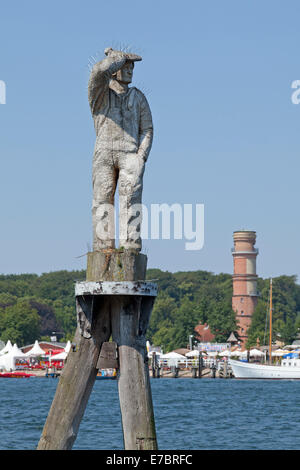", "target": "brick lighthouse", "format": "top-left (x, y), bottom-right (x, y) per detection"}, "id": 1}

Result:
top-left (232, 230), bottom-right (259, 345)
